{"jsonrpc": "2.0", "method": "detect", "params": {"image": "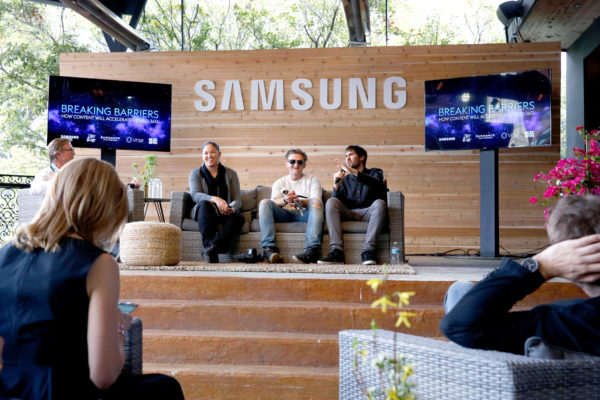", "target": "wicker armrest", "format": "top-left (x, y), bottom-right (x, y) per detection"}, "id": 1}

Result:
top-left (169, 191), bottom-right (194, 227)
top-left (127, 190), bottom-right (145, 222)
top-left (122, 317), bottom-right (143, 375)
top-left (340, 330), bottom-right (600, 400)
top-left (387, 190), bottom-right (405, 262)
